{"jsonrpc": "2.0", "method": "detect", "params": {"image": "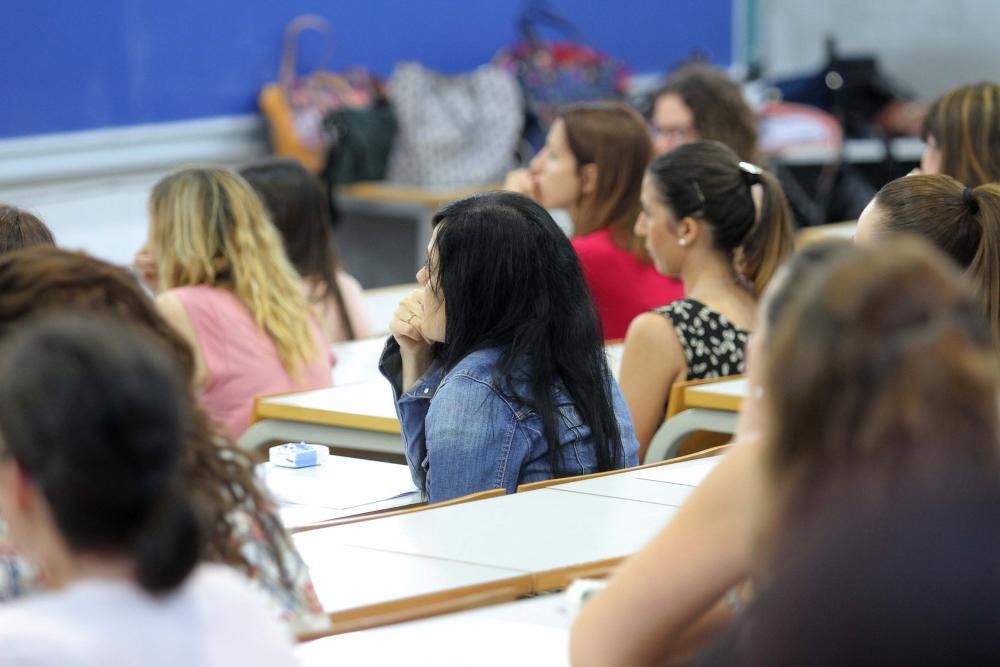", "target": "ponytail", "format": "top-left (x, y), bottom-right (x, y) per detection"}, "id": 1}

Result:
top-left (738, 168), bottom-right (796, 296)
top-left (872, 175), bottom-right (1000, 344)
top-left (965, 184), bottom-right (1000, 343)
top-left (647, 140), bottom-right (794, 296)
top-left (133, 489), bottom-right (203, 595)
